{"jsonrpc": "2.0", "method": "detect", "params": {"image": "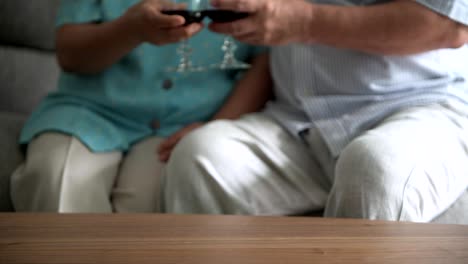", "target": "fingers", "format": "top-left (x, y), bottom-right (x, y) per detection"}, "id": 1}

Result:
top-left (158, 134), bottom-right (180, 154)
top-left (232, 32), bottom-right (263, 45)
top-left (157, 126), bottom-right (188, 161)
top-left (147, 2), bottom-right (188, 28)
top-left (159, 151), bottom-right (170, 162)
top-left (168, 23), bottom-right (204, 40)
top-left (157, 123), bottom-right (204, 162)
top-left (210, 0), bottom-right (259, 13)
top-left (152, 23), bottom-right (203, 44)
top-left (153, 12), bottom-right (186, 28)
top-left (209, 20), bottom-right (254, 37)
top-left (157, 136), bottom-right (179, 162)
